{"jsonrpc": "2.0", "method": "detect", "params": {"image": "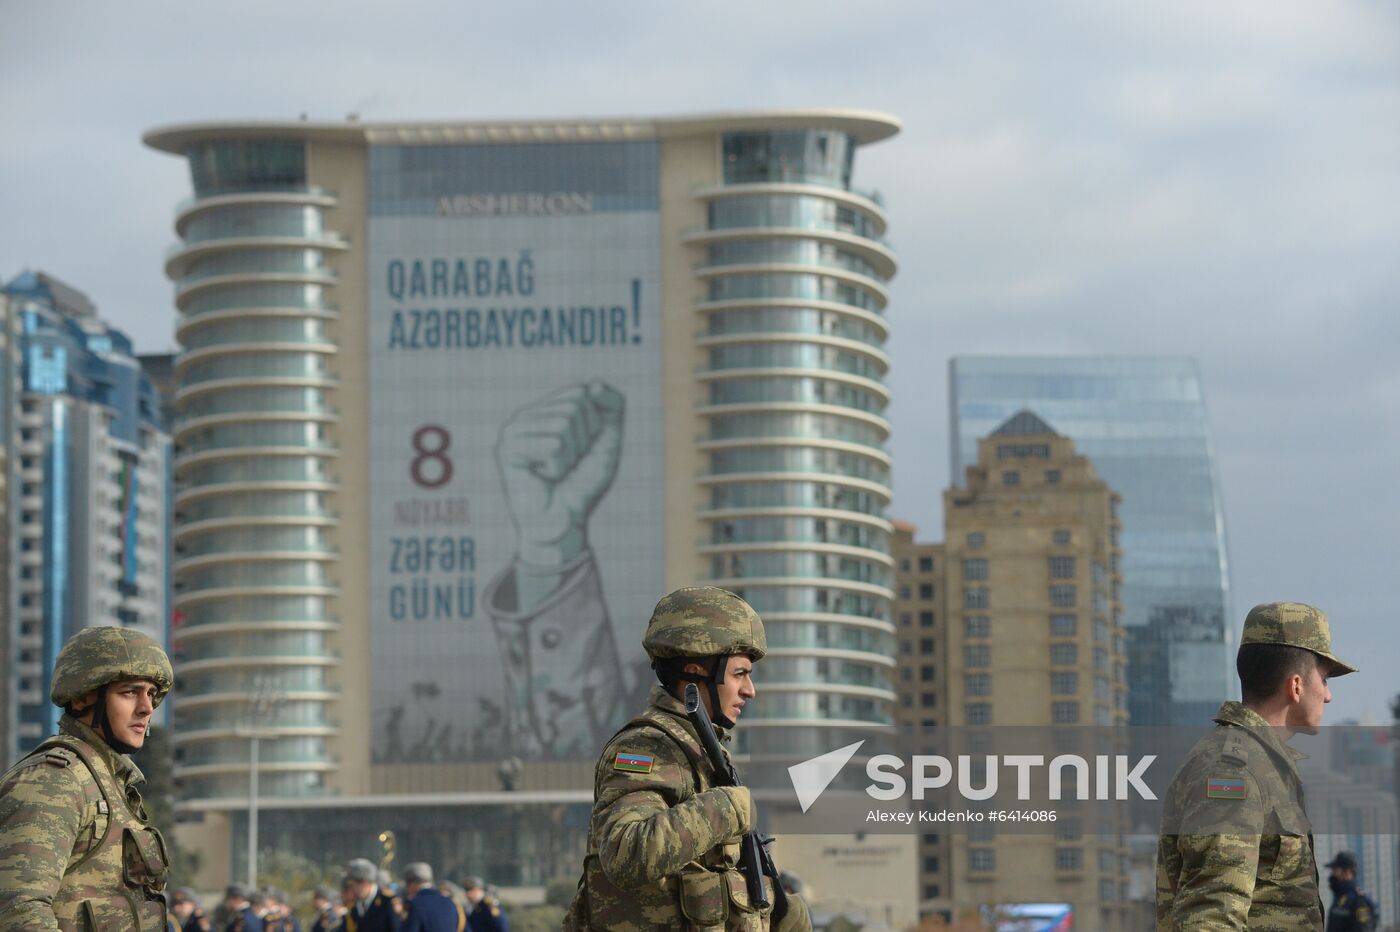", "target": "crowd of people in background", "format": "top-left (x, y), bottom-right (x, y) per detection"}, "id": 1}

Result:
top-left (165, 858), bottom-right (509, 932)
